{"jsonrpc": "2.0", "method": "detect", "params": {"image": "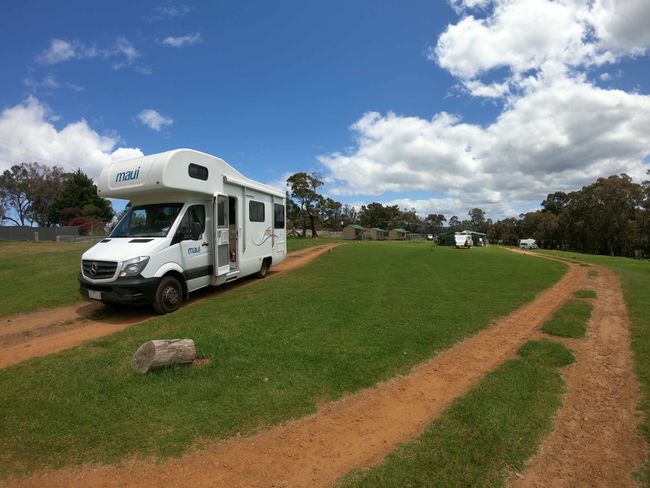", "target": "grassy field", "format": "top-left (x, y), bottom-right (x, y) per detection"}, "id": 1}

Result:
top-left (0, 238), bottom-right (335, 317)
top-left (536, 249), bottom-right (650, 483)
top-left (0, 241), bottom-right (92, 316)
top-left (338, 340), bottom-right (575, 487)
top-left (0, 244), bottom-right (565, 477)
top-left (541, 299), bottom-right (593, 338)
